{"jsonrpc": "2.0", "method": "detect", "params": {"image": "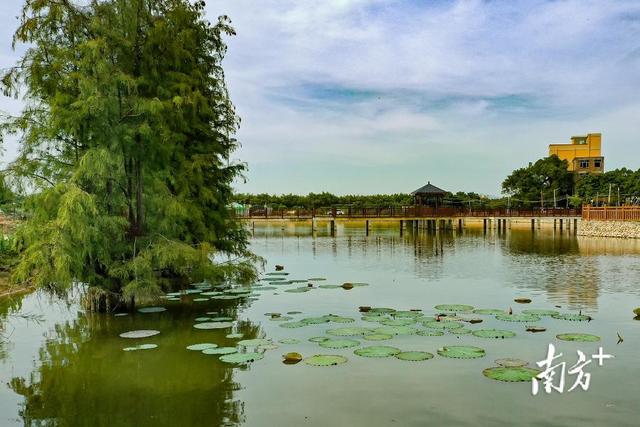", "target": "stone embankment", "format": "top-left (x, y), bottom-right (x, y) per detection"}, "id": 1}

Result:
top-left (578, 220), bottom-right (640, 239)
